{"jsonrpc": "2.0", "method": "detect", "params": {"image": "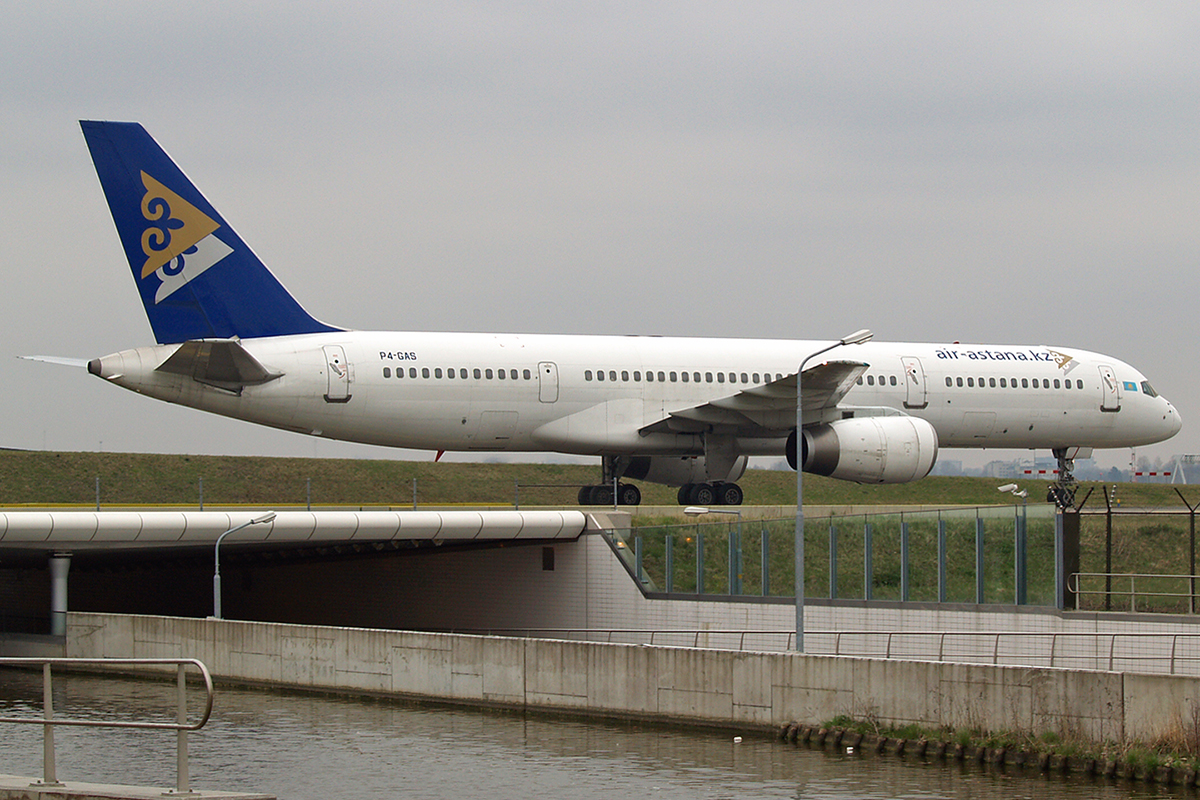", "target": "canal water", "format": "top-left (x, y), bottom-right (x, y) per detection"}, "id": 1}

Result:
top-left (0, 670), bottom-right (1187, 799)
